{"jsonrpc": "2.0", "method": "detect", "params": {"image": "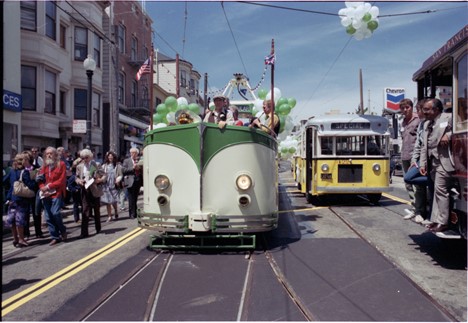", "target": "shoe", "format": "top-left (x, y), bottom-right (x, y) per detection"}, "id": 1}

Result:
top-left (430, 224), bottom-right (448, 233)
top-left (115, 214), bottom-right (119, 219)
top-left (62, 232), bottom-right (67, 241)
top-left (412, 215), bottom-right (424, 223)
top-left (421, 219), bottom-right (433, 225)
top-left (13, 240), bottom-right (19, 247)
top-left (106, 217), bottom-right (112, 222)
top-left (403, 209), bottom-right (415, 220)
top-left (49, 239), bottom-right (58, 246)
top-left (18, 241), bottom-right (29, 247)
top-left (78, 234), bottom-right (89, 239)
